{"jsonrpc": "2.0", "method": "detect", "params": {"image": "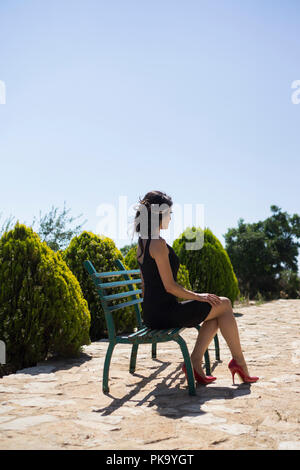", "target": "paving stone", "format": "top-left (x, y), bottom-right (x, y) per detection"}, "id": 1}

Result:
top-left (213, 423), bottom-right (253, 435)
top-left (278, 441), bottom-right (300, 450)
top-left (8, 397), bottom-right (76, 407)
top-left (201, 404), bottom-right (242, 414)
top-left (0, 415), bottom-right (59, 430)
top-left (0, 415), bottom-right (16, 424)
top-left (180, 413), bottom-right (227, 425)
top-left (0, 405), bottom-right (14, 414)
top-left (23, 382), bottom-right (58, 393)
top-left (0, 385), bottom-right (22, 393)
